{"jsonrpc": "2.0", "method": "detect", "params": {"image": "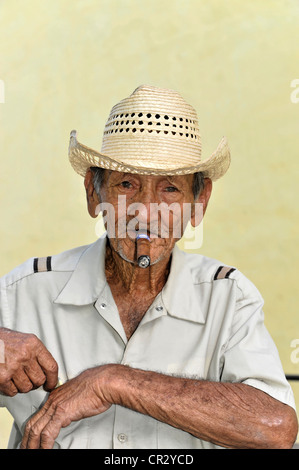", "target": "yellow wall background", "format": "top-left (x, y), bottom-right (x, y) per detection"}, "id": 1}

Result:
top-left (0, 0), bottom-right (298, 448)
